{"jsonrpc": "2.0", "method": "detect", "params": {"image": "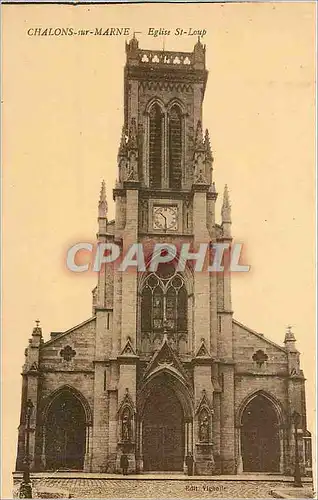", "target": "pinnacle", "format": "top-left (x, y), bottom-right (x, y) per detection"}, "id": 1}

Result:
top-left (118, 126), bottom-right (127, 158)
top-left (98, 179), bottom-right (108, 217)
top-left (284, 325), bottom-right (296, 342)
top-left (204, 128), bottom-right (213, 161)
top-left (223, 184), bottom-right (230, 207)
top-left (221, 184), bottom-right (231, 223)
